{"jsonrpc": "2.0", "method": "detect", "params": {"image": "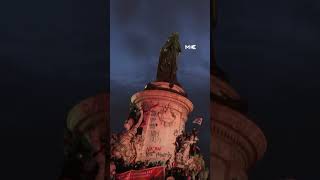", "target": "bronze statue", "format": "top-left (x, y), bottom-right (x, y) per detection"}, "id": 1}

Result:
top-left (156, 32), bottom-right (182, 88)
